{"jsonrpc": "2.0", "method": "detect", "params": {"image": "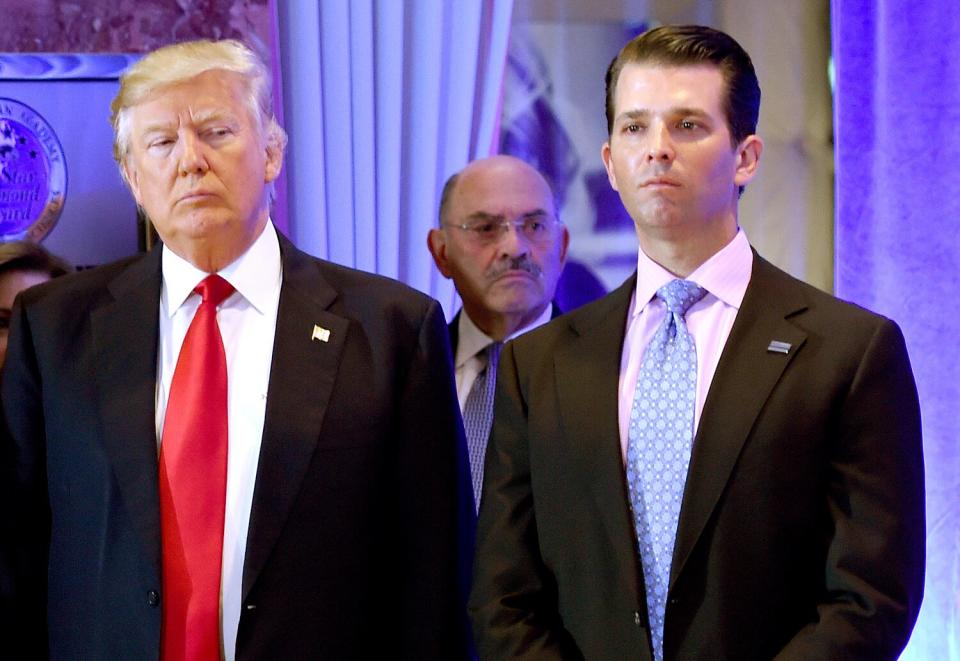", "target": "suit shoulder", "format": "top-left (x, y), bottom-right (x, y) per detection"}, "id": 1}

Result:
top-left (312, 259), bottom-right (436, 311)
top-left (754, 256), bottom-right (899, 330)
top-left (281, 237), bottom-right (447, 338)
top-left (511, 277), bottom-right (633, 353)
top-left (16, 253), bottom-right (146, 312)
